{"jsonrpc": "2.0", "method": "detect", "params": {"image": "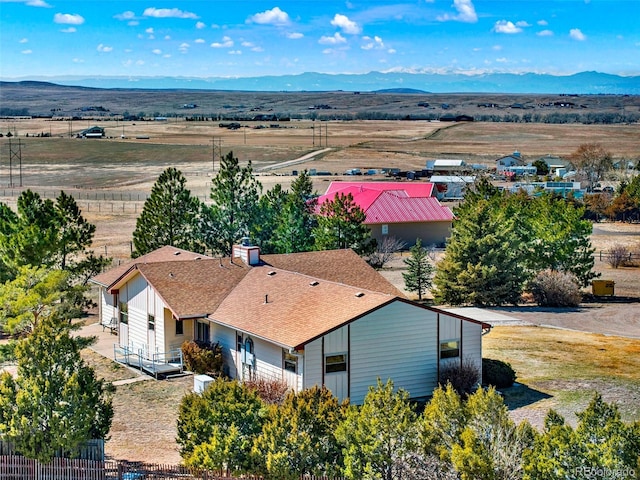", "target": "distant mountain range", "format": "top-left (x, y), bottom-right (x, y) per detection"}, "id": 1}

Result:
top-left (2, 71), bottom-right (640, 94)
